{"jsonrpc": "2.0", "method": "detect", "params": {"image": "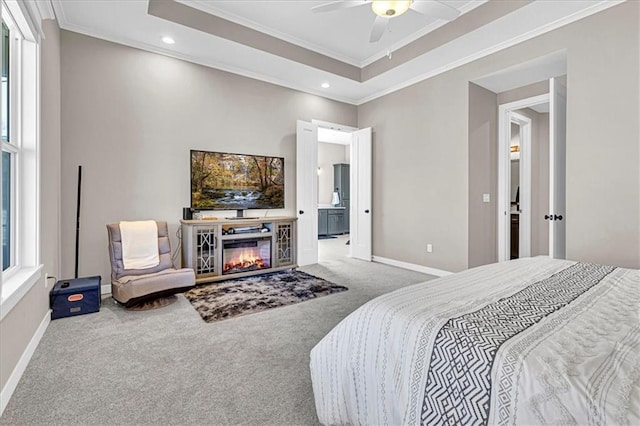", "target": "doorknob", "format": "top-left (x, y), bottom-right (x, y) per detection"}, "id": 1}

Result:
top-left (299, 210), bottom-right (304, 214)
top-left (554, 214), bottom-right (563, 221)
top-left (545, 214), bottom-right (552, 220)
top-left (364, 209), bottom-right (370, 213)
